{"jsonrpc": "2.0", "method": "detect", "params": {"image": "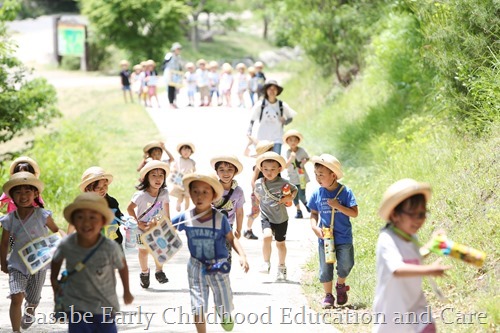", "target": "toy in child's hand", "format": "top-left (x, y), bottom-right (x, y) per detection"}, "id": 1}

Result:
top-left (420, 232), bottom-right (486, 267)
top-left (281, 184), bottom-right (292, 207)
